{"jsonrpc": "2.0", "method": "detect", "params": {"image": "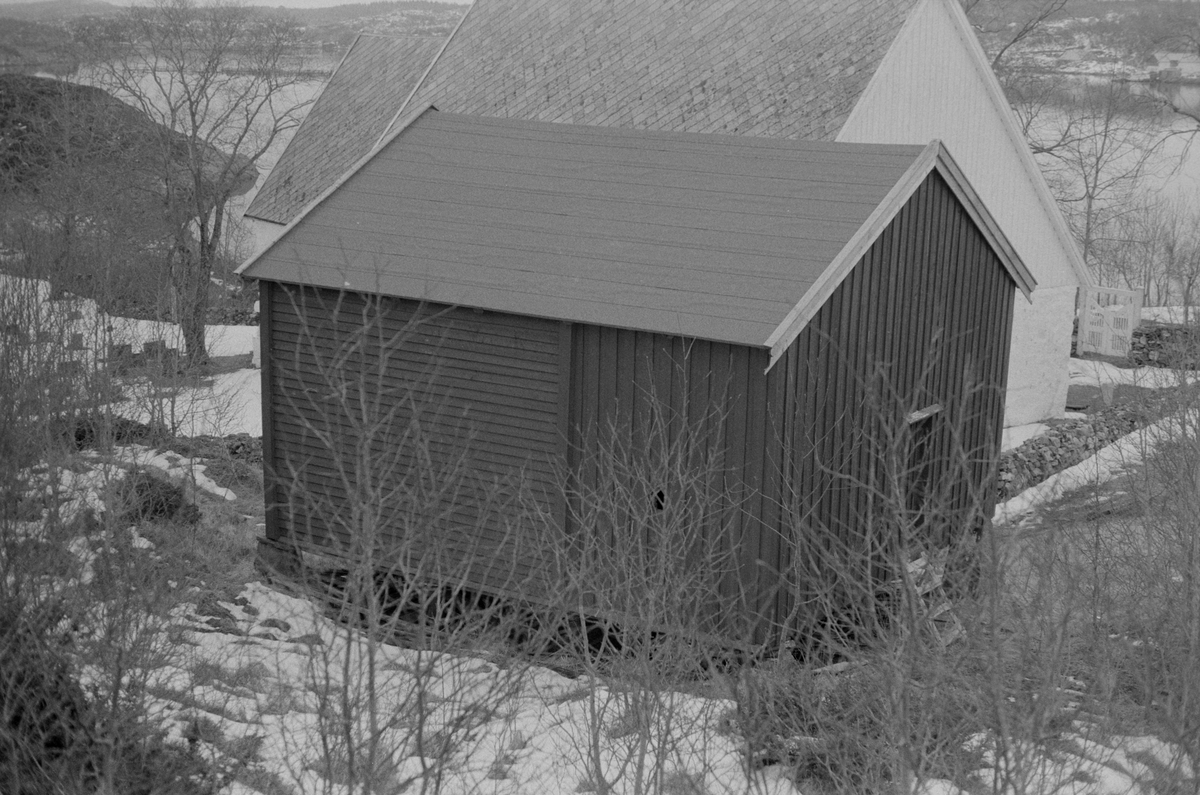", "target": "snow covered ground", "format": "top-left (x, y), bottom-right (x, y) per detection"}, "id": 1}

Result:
top-left (993, 413), bottom-right (1177, 524)
top-left (108, 318), bottom-right (259, 360)
top-left (48, 505), bottom-right (1187, 795)
top-left (994, 355), bottom-right (1197, 523)
top-left (1067, 357), bottom-right (1195, 391)
top-left (69, 312), bottom-right (1198, 793)
top-left (124, 575), bottom-right (1182, 795)
top-left (1141, 306), bottom-right (1200, 325)
top-left (116, 367), bottom-right (262, 437)
top-left (138, 581), bottom-right (785, 795)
